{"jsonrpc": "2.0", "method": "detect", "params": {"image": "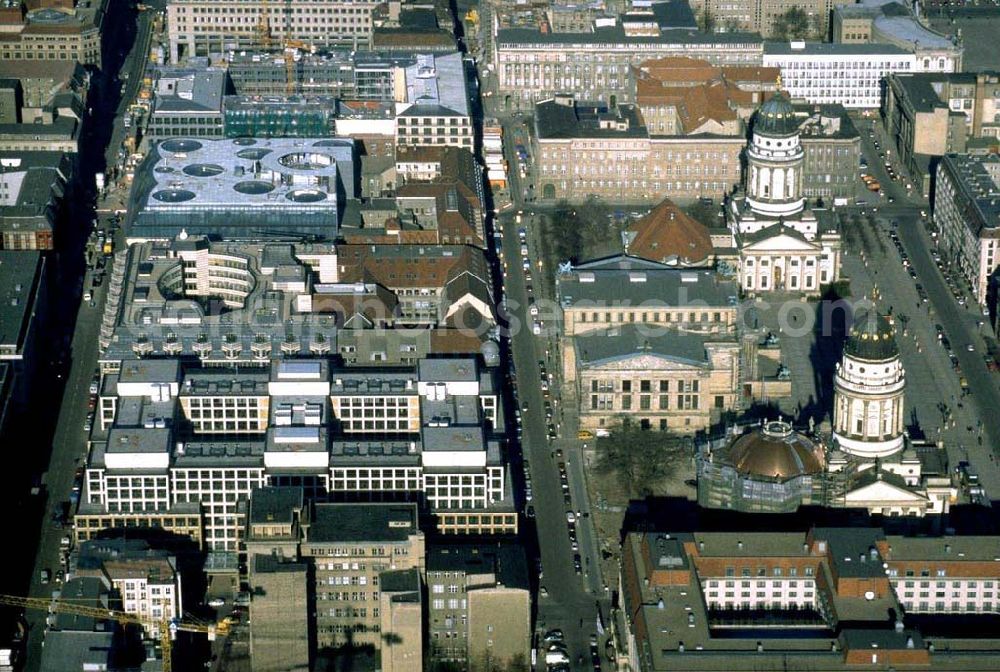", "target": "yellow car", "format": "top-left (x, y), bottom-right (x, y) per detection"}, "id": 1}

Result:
top-left (577, 430), bottom-right (594, 440)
